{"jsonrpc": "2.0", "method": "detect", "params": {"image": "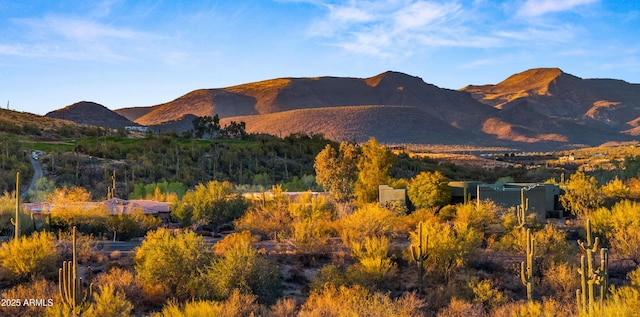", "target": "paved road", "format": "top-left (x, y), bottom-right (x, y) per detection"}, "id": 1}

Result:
top-left (22, 154), bottom-right (43, 199)
top-left (96, 237), bottom-right (218, 254)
